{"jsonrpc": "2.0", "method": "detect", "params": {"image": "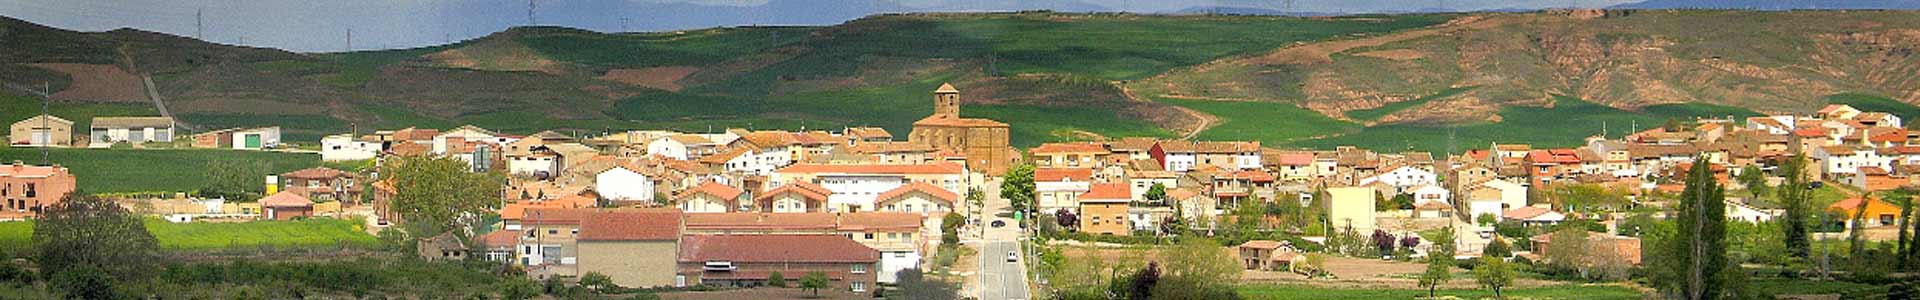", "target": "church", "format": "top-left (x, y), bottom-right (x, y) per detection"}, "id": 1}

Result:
top-left (908, 83), bottom-right (1019, 174)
